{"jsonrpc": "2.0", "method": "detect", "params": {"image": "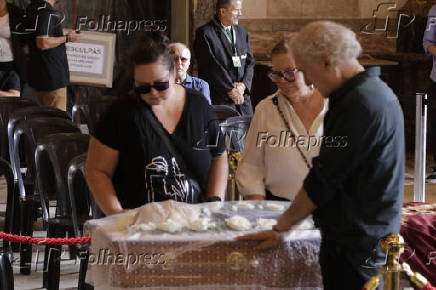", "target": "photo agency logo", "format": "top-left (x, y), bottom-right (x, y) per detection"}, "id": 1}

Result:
top-left (75, 15), bottom-right (168, 35)
top-left (360, 2), bottom-right (415, 38)
top-left (12, 3), bottom-right (66, 35)
top-left (10, 248), bottom-right (166, 272)
top-left (256, 132), bottom-right (348, 150)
